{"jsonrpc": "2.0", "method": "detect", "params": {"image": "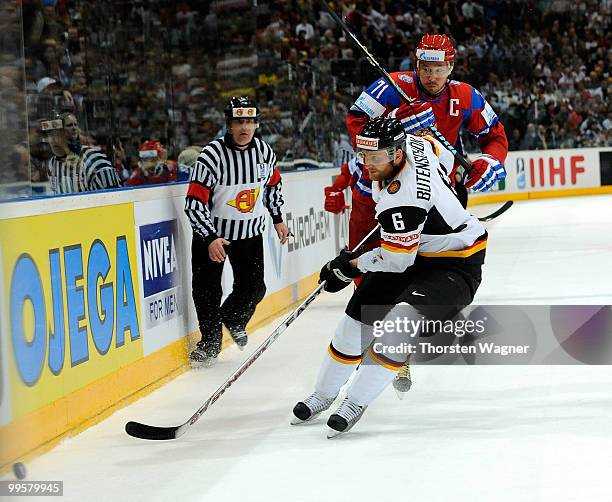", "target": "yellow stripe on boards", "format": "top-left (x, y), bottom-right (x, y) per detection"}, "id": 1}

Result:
top-left (468, 186), bottom-right (612, 207)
